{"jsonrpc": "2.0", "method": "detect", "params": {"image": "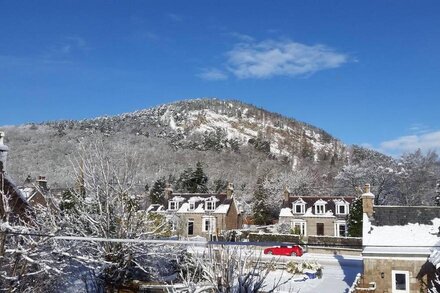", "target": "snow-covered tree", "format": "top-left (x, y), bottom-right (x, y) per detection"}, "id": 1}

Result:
top-left (176, 246), bottom-right (295, 292)
top-left (57, 141), bottom-right (182, 287)
top-left (347, 196), bottom-right (363, 237)
top-left (149, 177), bottom-right (166, 204)
top-left (395, 149), bottom-right (439, 205)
